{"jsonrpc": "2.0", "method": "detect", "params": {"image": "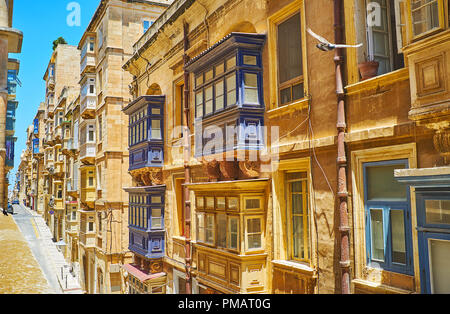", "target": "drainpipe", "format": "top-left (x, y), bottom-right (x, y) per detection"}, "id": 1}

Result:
top-left (182, 21), bottom-right (192, 294)
top-left (334, 0), bottom-right (351, 294)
